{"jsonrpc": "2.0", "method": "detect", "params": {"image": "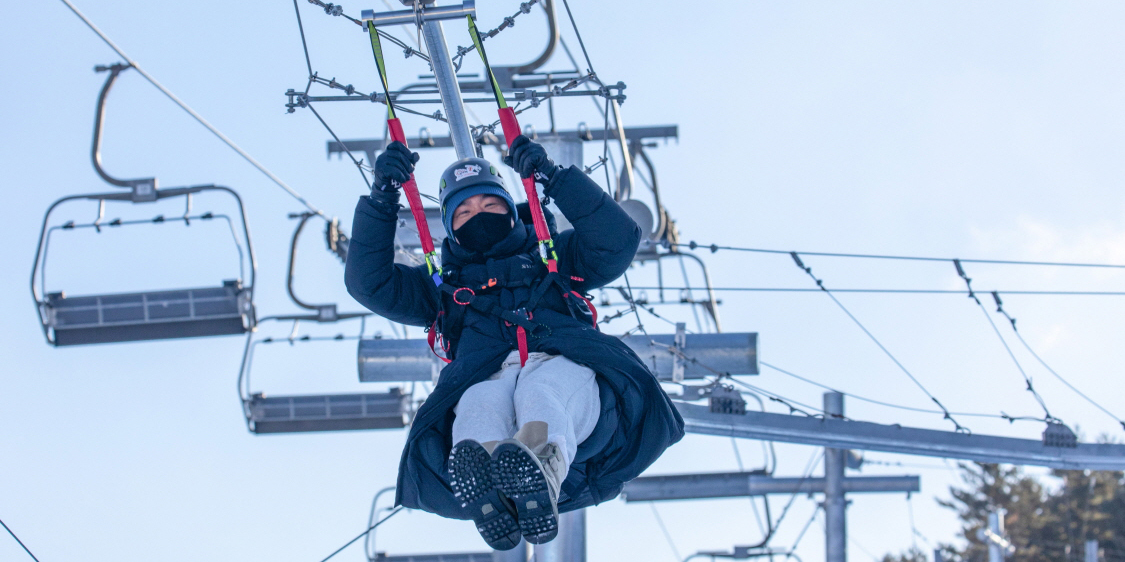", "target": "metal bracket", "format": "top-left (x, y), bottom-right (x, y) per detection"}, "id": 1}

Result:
top-left (361, 1), bottom-right (475, 27)
top-left (91, 63), bottom-right (159, 202)
top-left (672, 322), bottom-right (686, 383)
